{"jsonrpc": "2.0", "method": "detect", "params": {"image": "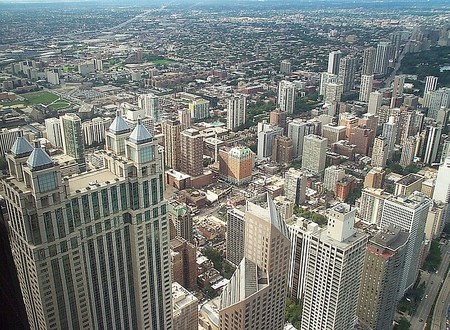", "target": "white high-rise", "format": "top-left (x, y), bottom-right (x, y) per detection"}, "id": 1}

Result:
top-left (2, 114), bottom-right (173, 330)
top-left (368, 91), bottom-right (383, 115)
top-left (424, 76), bottom-right (438, 95)
top-left (301, 134), bottom-right (328, 174)
top-left (382, 116), bottom-right (398, 157)
top-left (374, 41), bottom-right (392, 75)
top-left (138, 93), bottom-right (160, 123)
top-left (327, 50), bottom-right (342, 75)
top-left (284, 168), bottom-right (307, 205)
top-left (323, 165), bottom-right (345, 191)
top-left (82, 117), bottom-right (113, 147)
top-left (371, 136), bottom-right (389, 168)
top-left (227, 94), bottom-right (246, 130)
top-left (359, 75), bottom-right (374, 102)
top-left (278, 80), bottom-right (296, 114)
top-left (301, 203), bottom-right (368, 330)
top-left (257, 122), bottom-right (283, 159)
top-left (288, 119), bottom-right (315, 158)
top-left (338, 55), bottom-right (358, 92)
top-left (45, 117), bottom-right (63, 148)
